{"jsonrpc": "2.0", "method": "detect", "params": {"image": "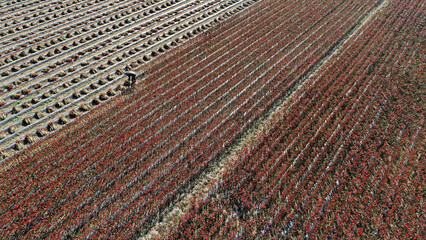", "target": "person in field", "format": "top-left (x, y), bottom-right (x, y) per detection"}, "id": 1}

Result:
top-left (124, 70), bottom-right (145, 87)
top-left (124, 71), bottom-right (137, 87)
